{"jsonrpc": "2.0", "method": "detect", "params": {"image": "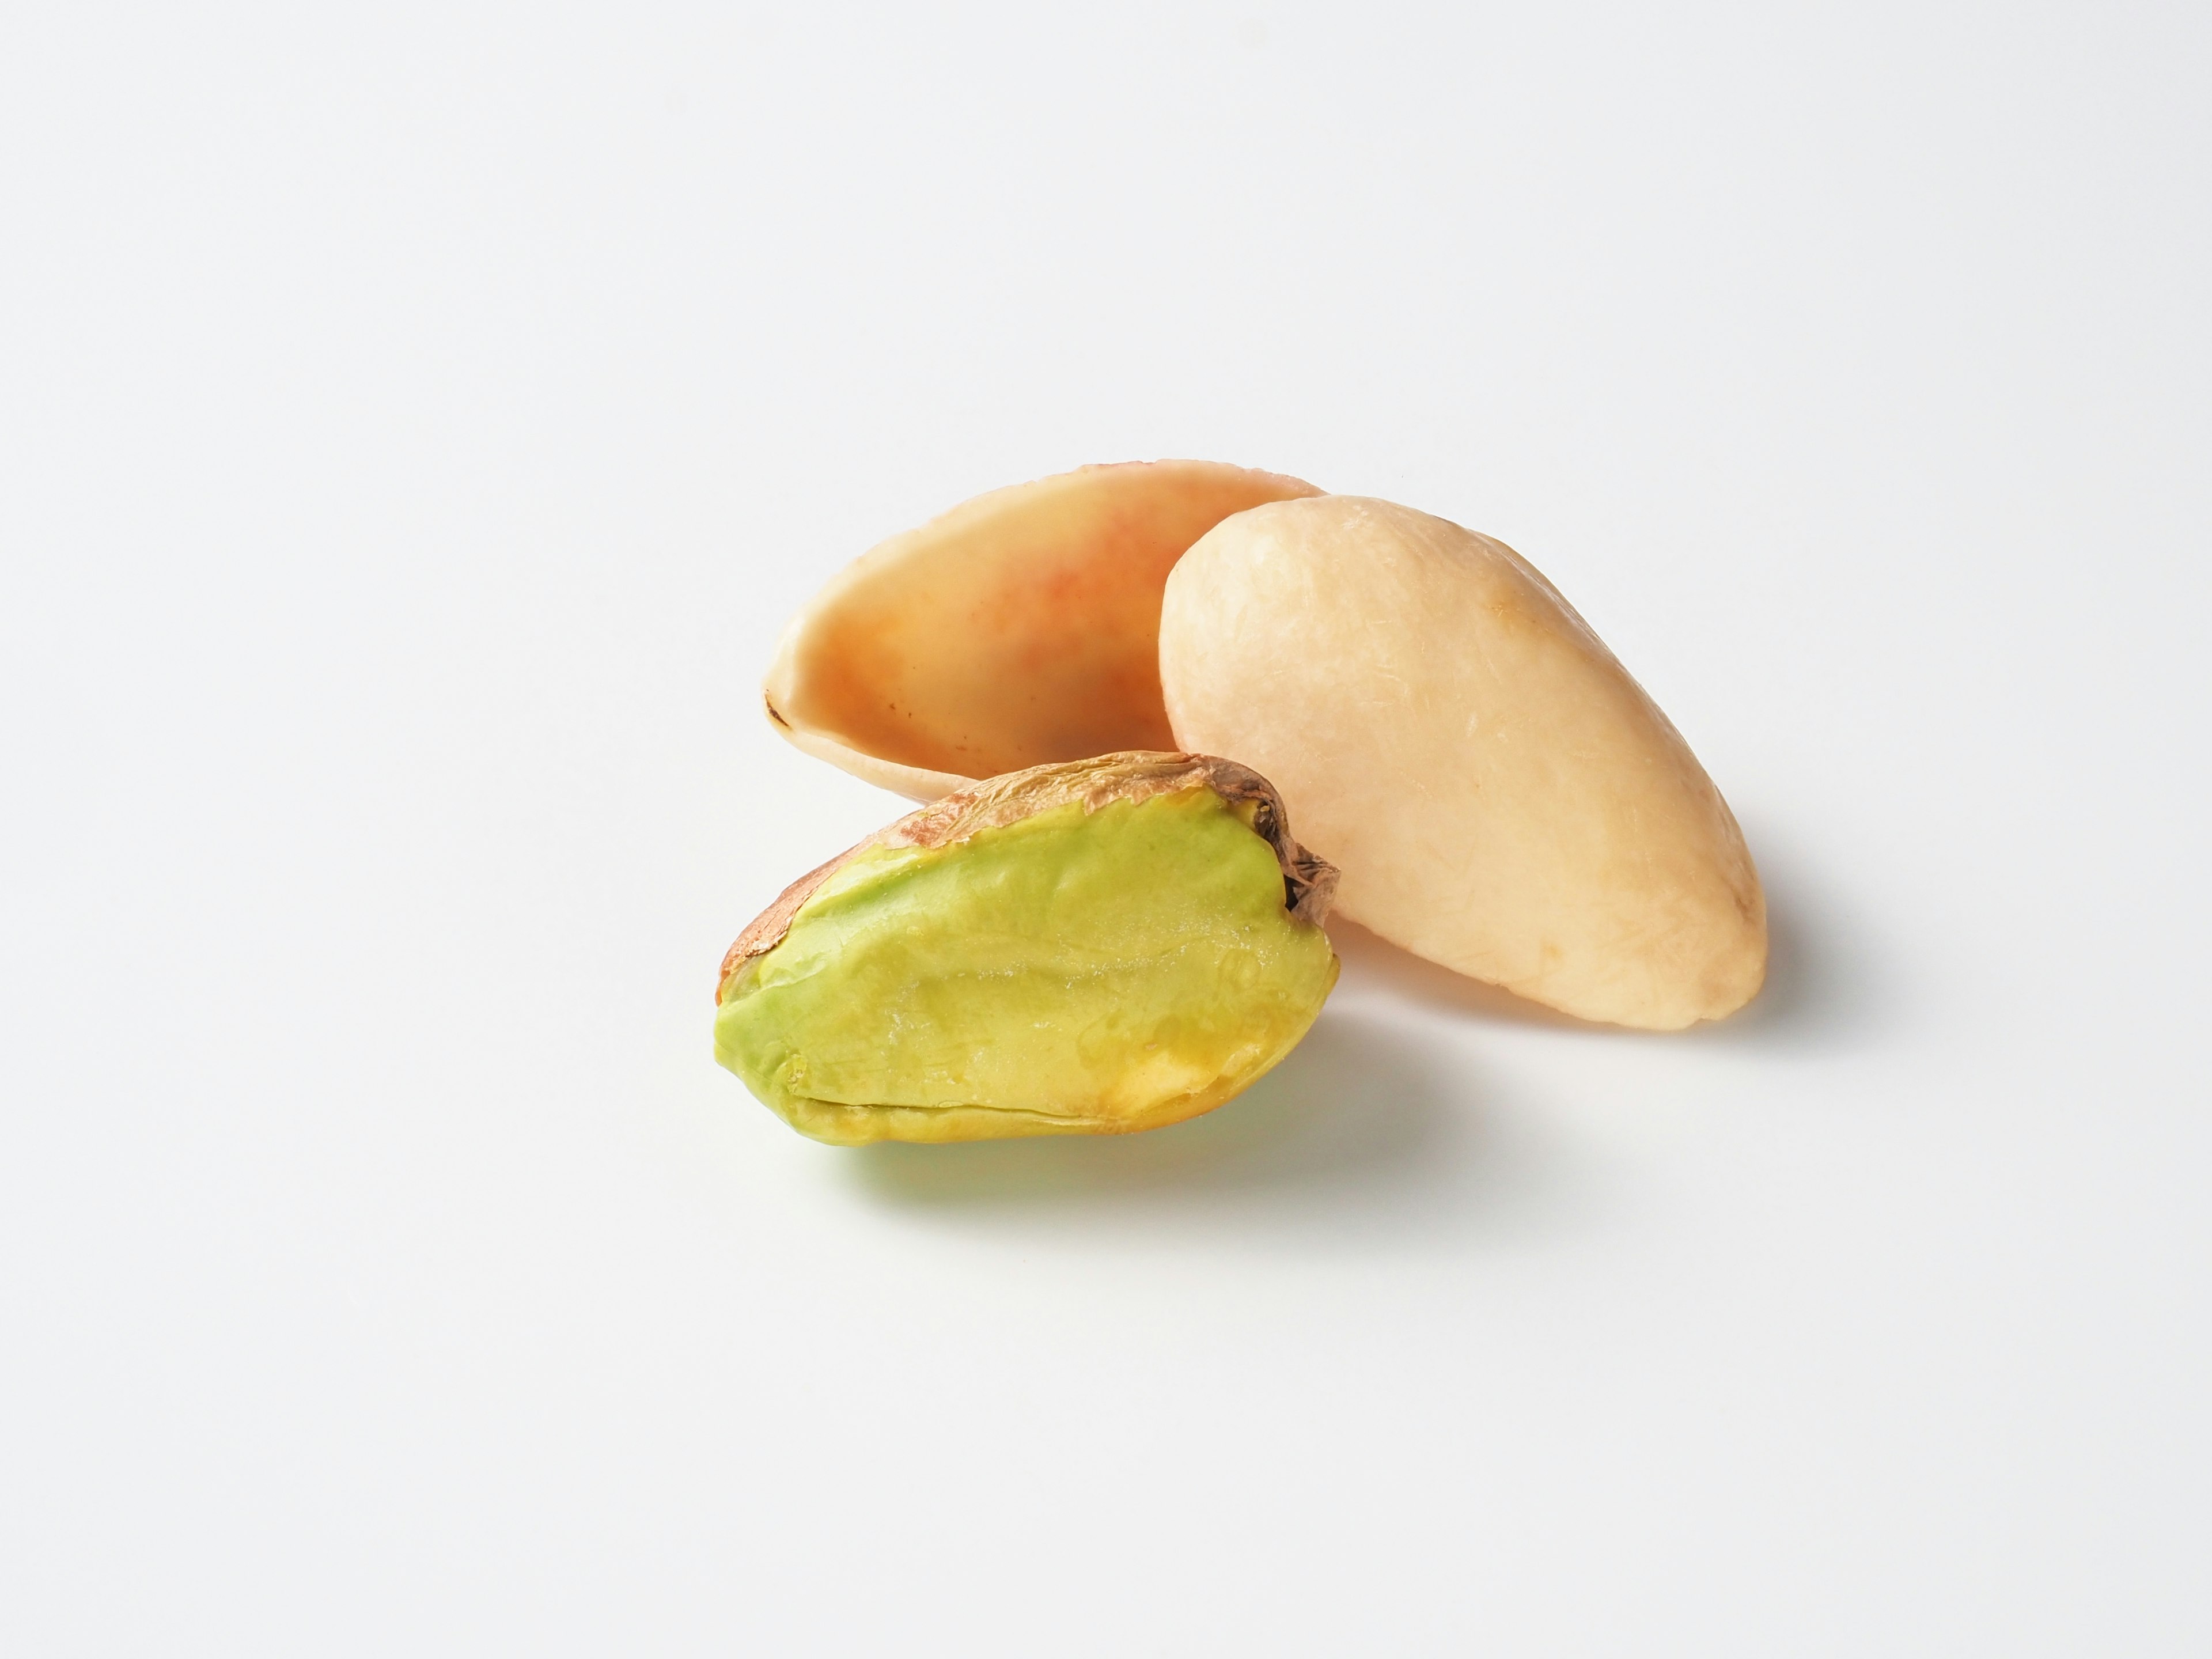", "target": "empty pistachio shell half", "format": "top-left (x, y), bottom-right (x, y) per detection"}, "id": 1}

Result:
top-left (715, 752), bottom-right (1341, 1144)
top-left (762, 460), bottom-right (1319, 800)
top-left (1159, 496), bottom-right (1764, 1030)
